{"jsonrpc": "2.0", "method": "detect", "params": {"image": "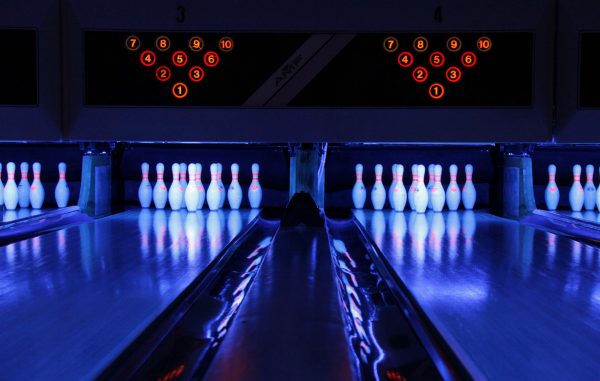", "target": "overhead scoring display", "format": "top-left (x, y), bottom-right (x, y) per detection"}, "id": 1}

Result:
top-left (0, 29), bottom-right (37, 105)
top-left (580, 33), bottom-right (600, 108)
top-left (84, 32), bottom-right (532, 107)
